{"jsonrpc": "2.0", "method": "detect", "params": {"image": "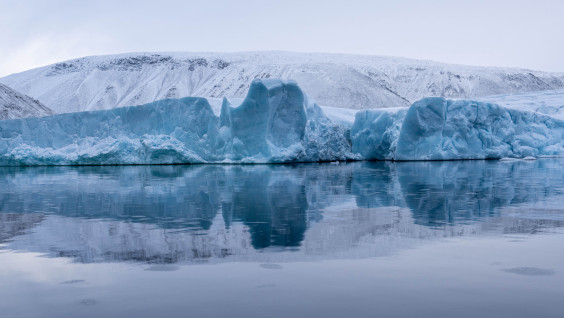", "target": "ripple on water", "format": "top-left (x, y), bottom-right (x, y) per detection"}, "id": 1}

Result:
top-left (144, 265), bottom-right (181, 271)
top-left (501, 267), bottom-right (557, 276)
top-left (260, 263), bottom-right (283, 270)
